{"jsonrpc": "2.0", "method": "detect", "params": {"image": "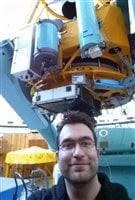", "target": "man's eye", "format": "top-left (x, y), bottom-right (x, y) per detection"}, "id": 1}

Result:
top-left (81, 141), bottom-right (93, 147)
top-left (63, 143), bottom-right (74, 149)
